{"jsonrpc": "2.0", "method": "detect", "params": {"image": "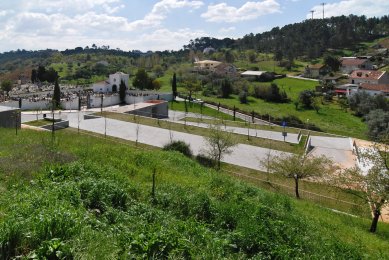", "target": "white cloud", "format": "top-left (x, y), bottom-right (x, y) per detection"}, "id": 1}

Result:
top-left (309, 0), bottom-right (389, 19)
top-left (126, 0), bottom-right (204, 30)
top-left (219, 26), bottom-right (236, 33)
top-left (21, 0), bottom-right (121, 13)
top-left (201, 1), bottom-right (281, 23)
